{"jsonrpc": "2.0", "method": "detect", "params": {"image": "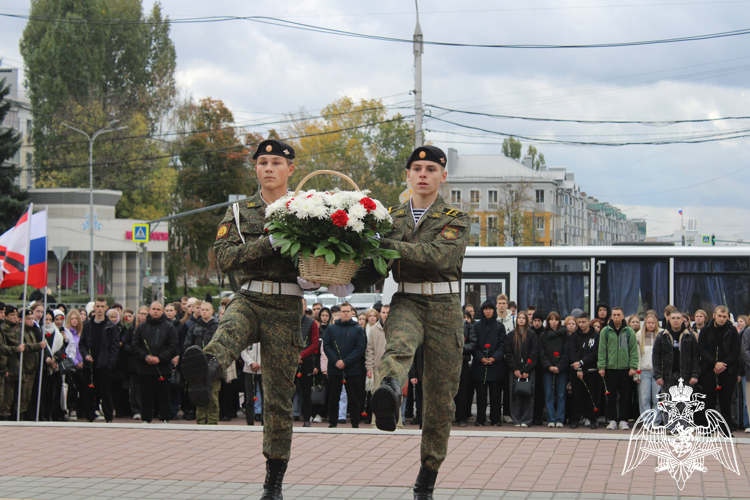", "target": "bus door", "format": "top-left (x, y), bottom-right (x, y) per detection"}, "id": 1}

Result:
top-left (462, 275), bottom-right (511, 312)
